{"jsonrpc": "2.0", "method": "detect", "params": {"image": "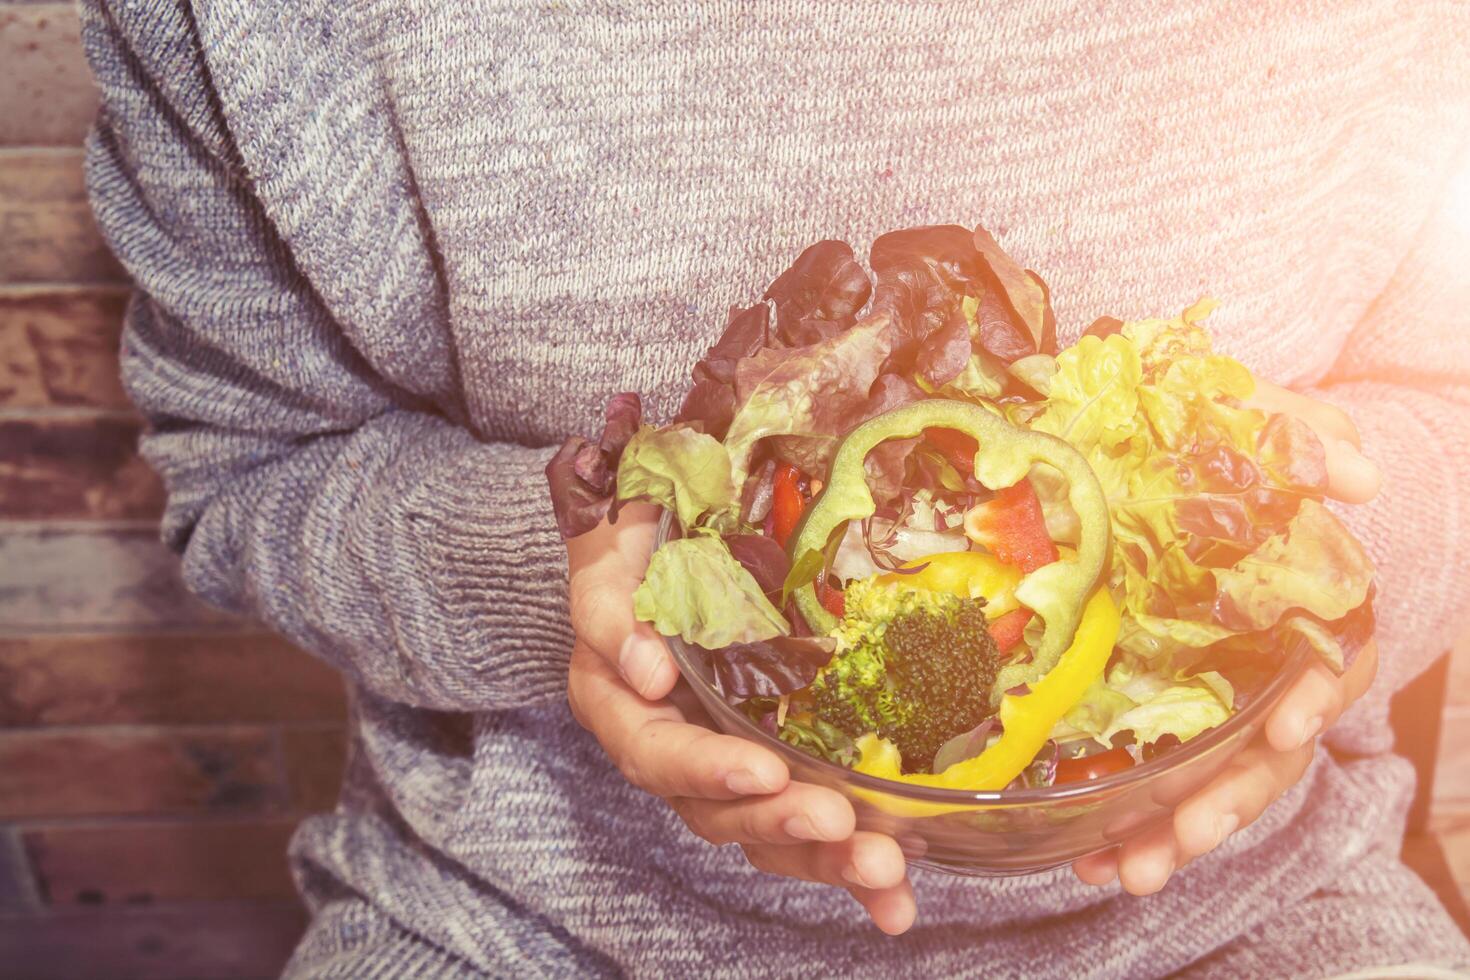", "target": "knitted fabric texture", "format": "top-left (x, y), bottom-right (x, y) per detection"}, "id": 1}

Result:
top-left (80, 1), bottom-right (1470, 976)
